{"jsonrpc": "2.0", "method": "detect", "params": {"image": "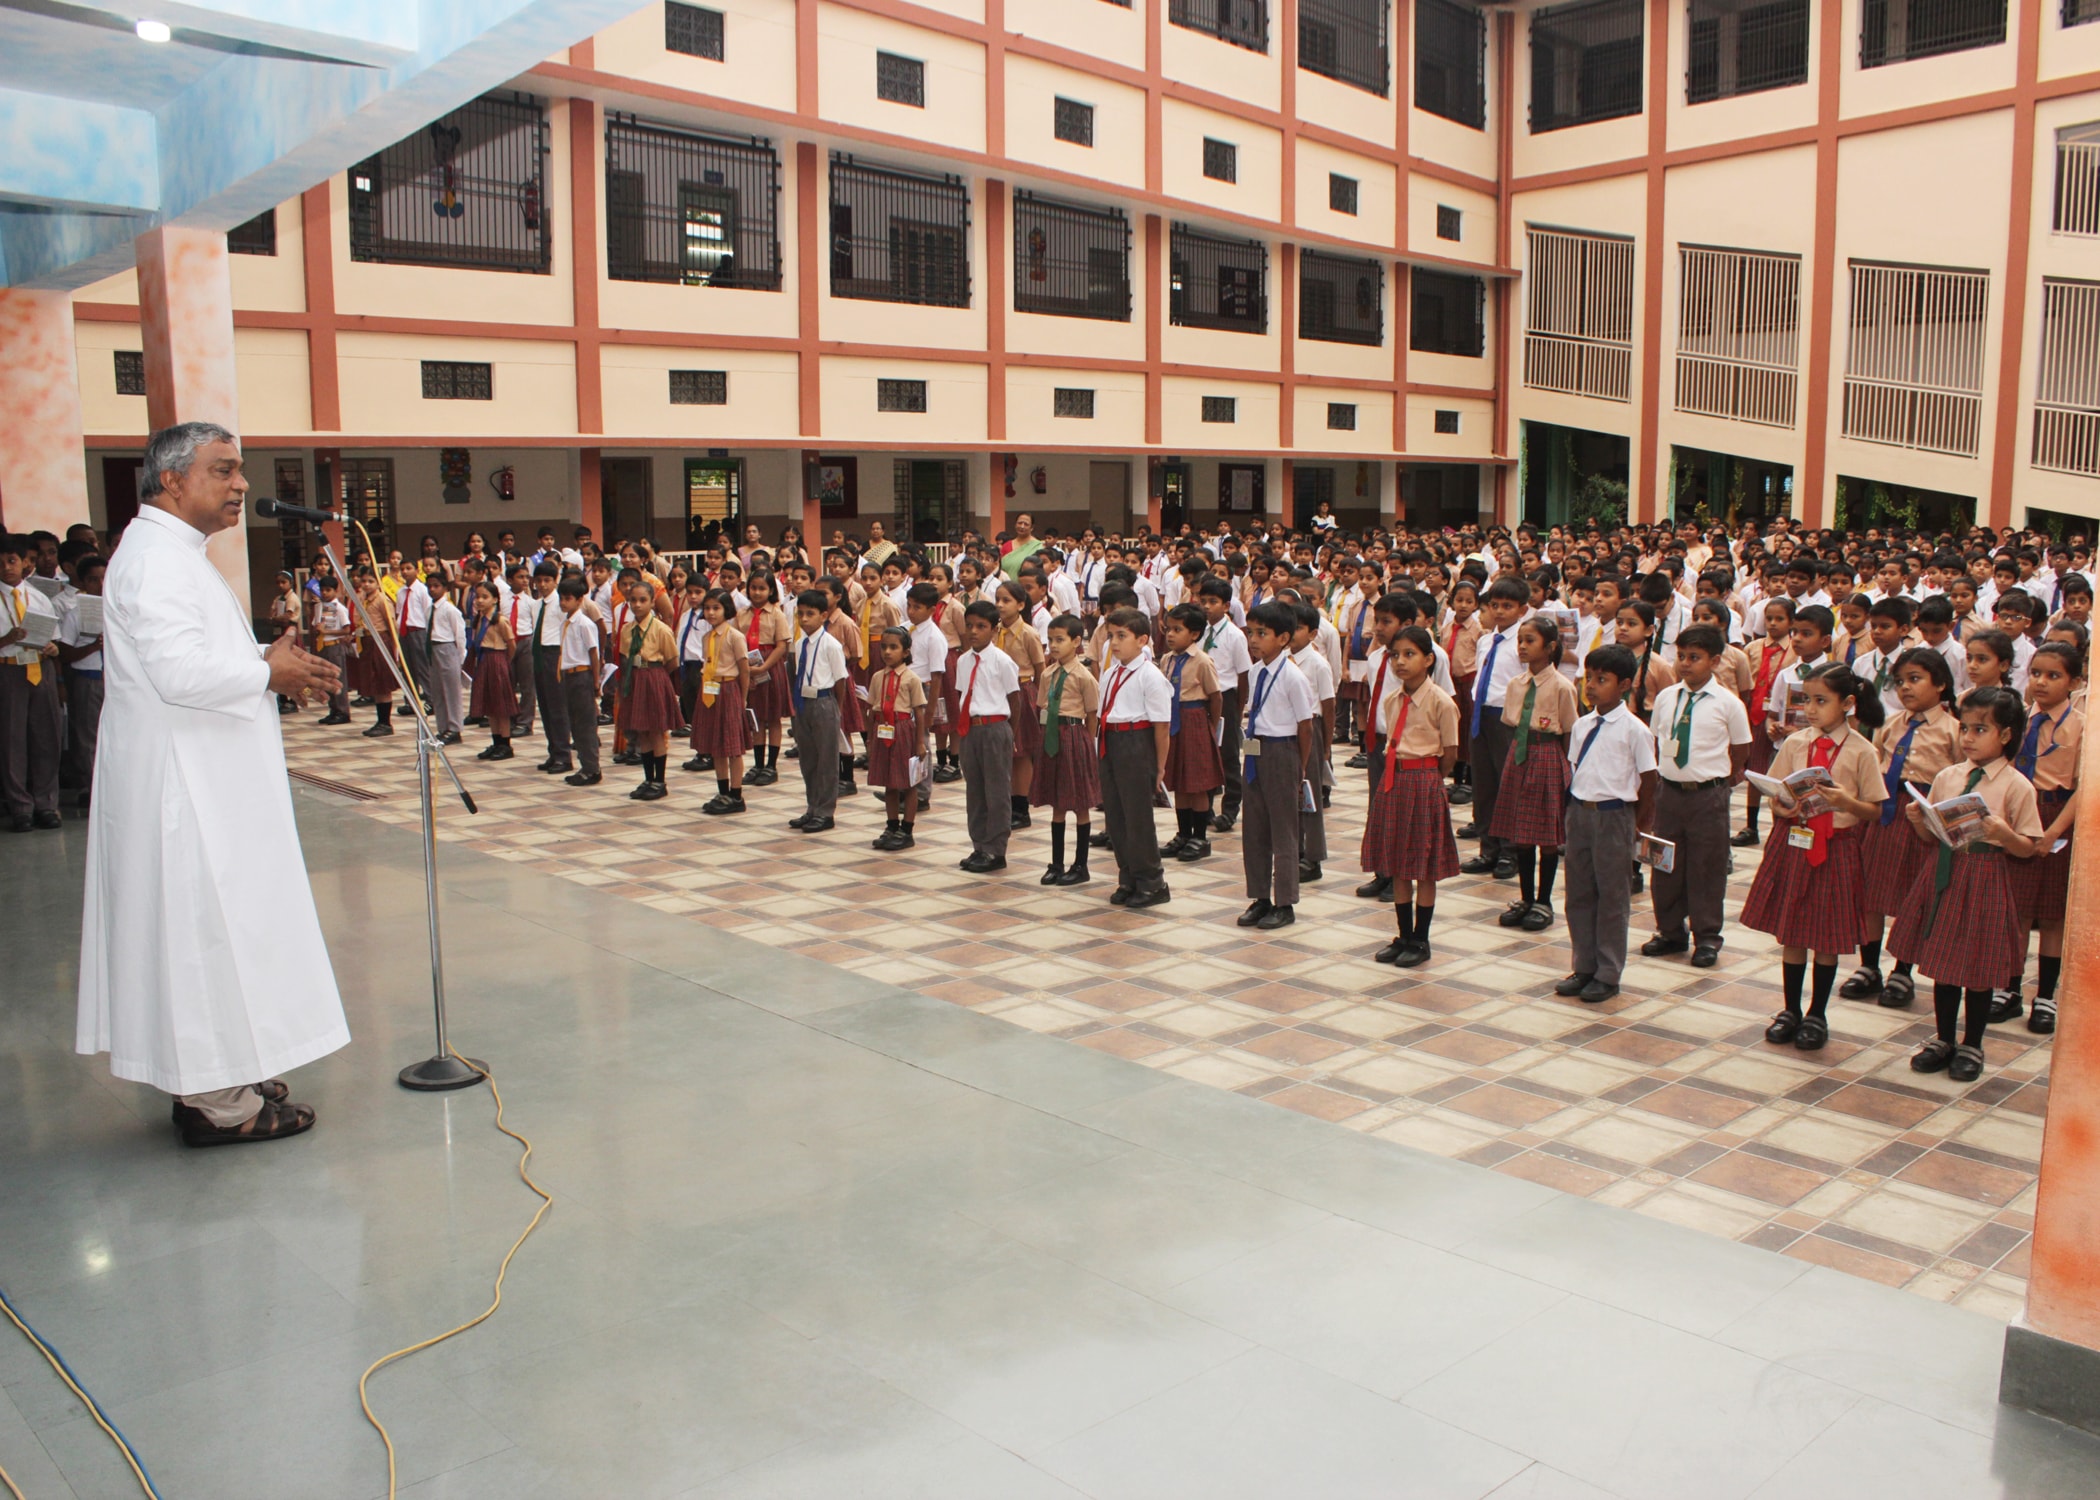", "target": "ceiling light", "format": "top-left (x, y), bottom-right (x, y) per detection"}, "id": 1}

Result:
top-left (136, 18), bottom-right (172, 42)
